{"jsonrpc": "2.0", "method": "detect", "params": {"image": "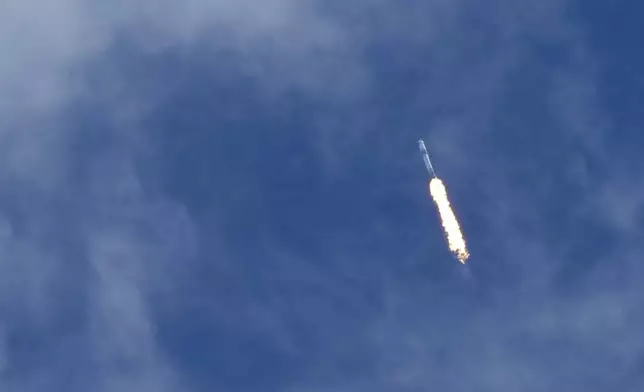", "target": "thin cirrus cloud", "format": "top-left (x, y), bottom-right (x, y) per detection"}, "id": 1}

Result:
top-left (1, 0), bottom-right (642, 391)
